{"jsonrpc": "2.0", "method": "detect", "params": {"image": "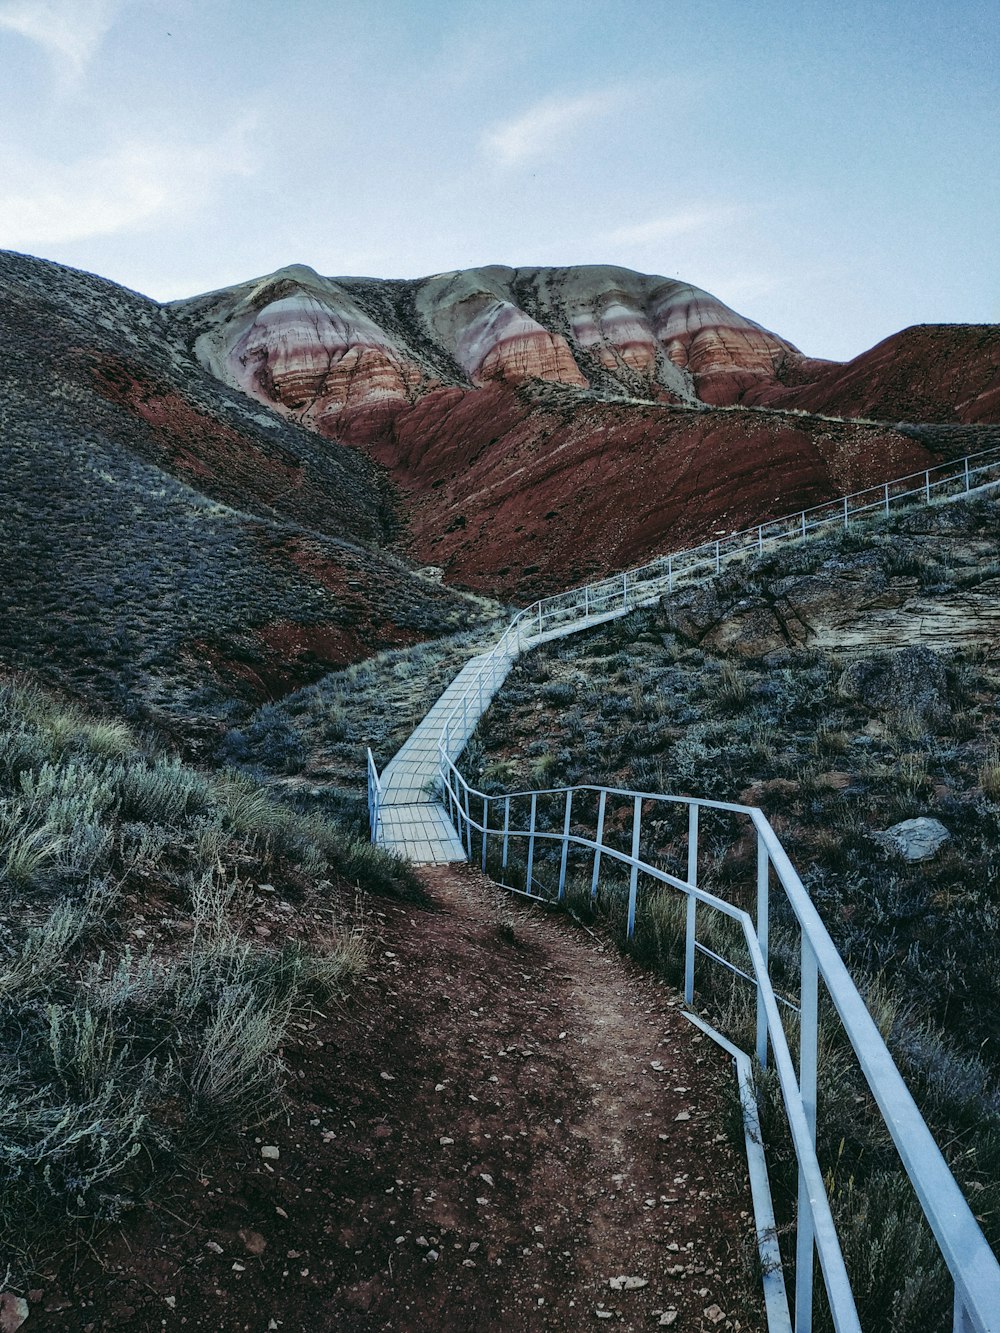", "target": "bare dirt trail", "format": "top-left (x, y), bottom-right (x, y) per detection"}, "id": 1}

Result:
top-left (29, 865), bottom-right (763, 1333)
